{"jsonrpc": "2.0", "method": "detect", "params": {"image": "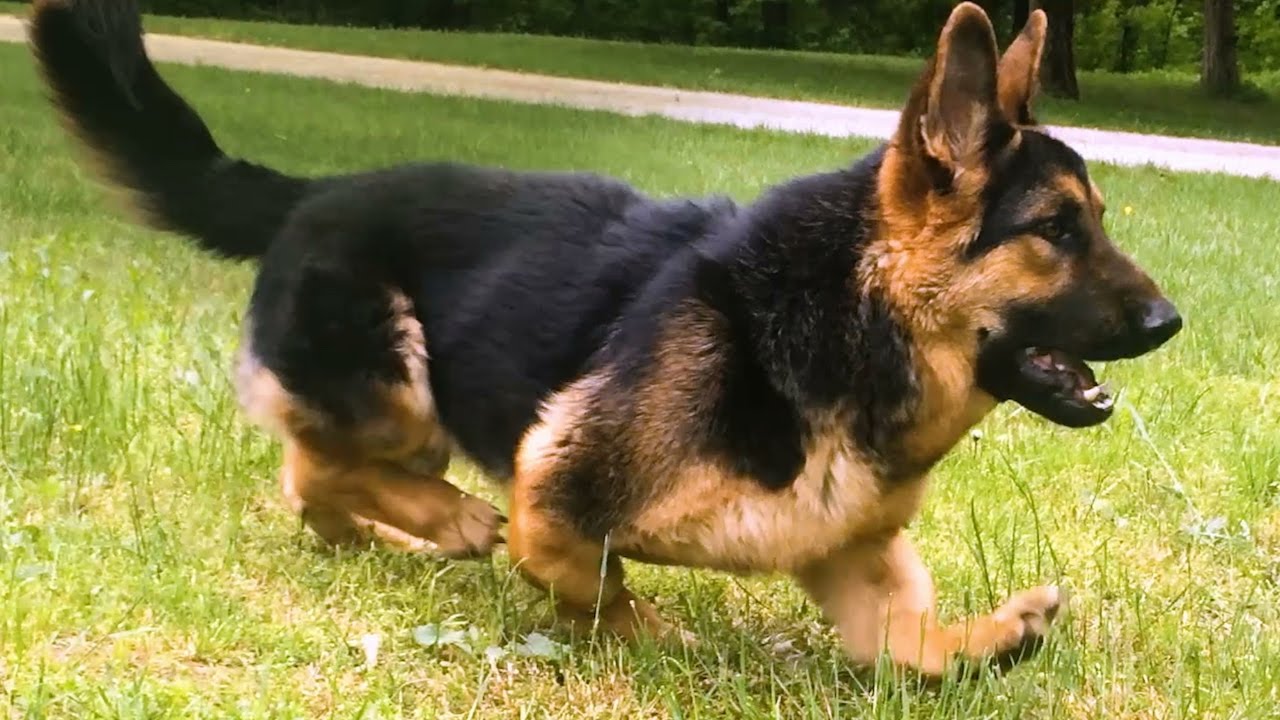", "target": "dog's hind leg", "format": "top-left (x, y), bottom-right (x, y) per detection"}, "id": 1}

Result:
top-left (237, 278), bottom-right (503, 557)
top-left (280, 440), bottom-right (502, 558)
top-left (796, 532), bottom-right (1063, 679)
